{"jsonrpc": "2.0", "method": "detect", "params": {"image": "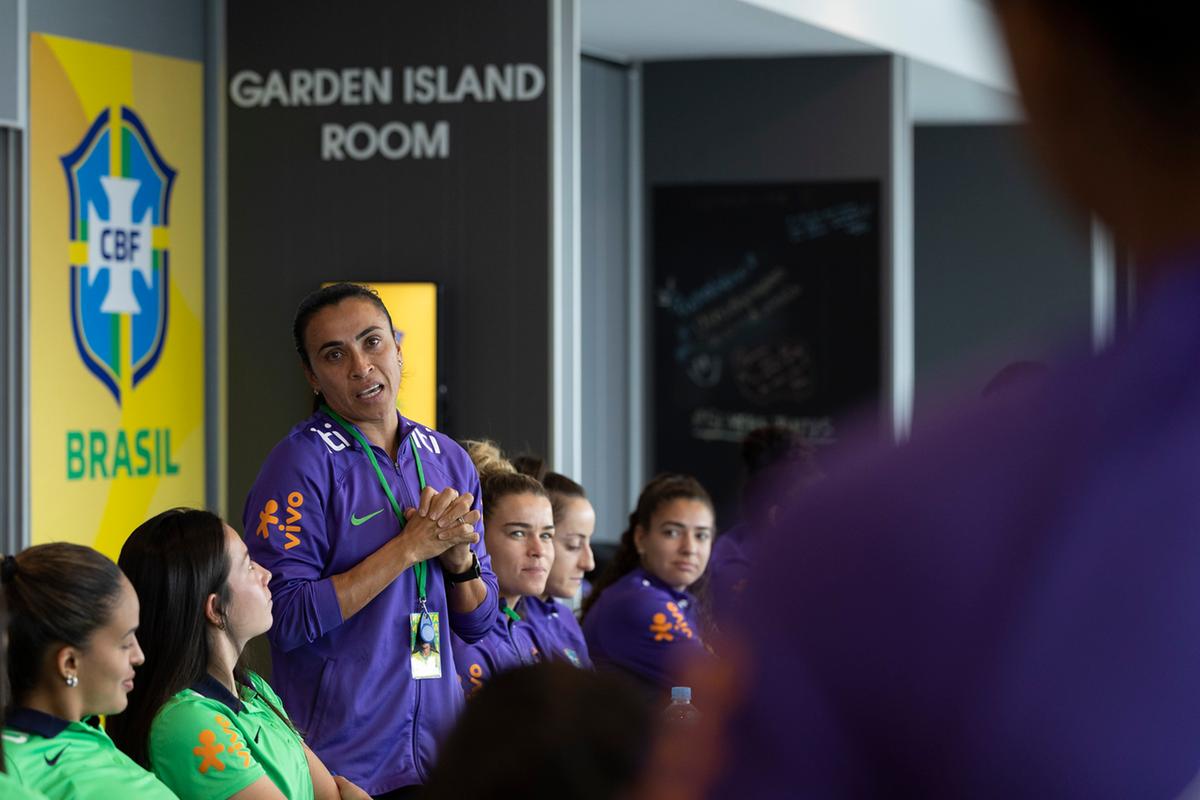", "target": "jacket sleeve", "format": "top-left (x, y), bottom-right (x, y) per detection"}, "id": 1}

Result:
top-left (243, 440), bottom-right (344, 653)
top-left (441, 449), bottom-right (499, 643)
